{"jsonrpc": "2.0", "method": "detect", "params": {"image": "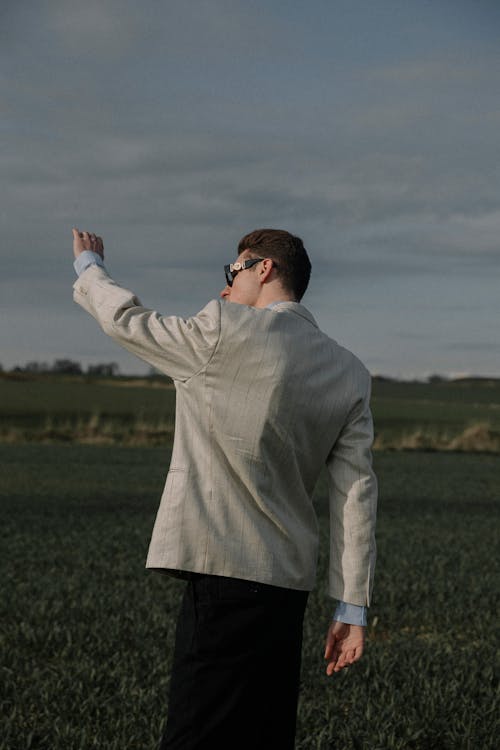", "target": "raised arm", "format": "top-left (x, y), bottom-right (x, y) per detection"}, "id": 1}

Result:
top-left (71, 228), bottom-right (221, 381)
